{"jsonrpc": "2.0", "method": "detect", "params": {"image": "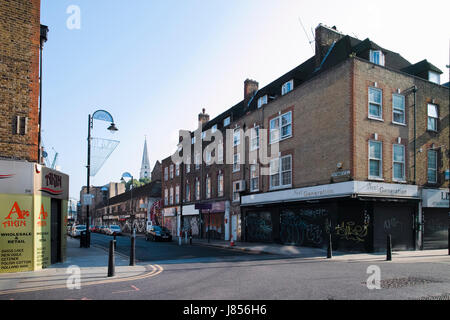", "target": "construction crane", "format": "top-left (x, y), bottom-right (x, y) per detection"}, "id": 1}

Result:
top-left (50, 149), bottom-right (59, 169)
